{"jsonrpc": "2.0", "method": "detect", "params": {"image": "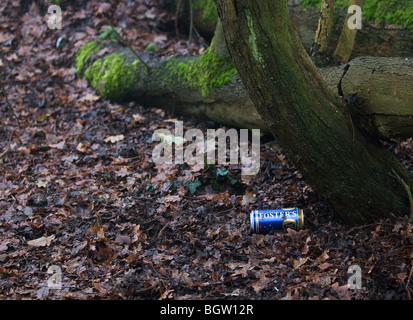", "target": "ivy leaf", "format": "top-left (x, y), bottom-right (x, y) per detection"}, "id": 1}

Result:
top-left (227, 174), bottom-right (238, 185)
top-left (216, 167), bottom-right (228, 177)
top-left (187, 178), bottom-right (202, 194)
